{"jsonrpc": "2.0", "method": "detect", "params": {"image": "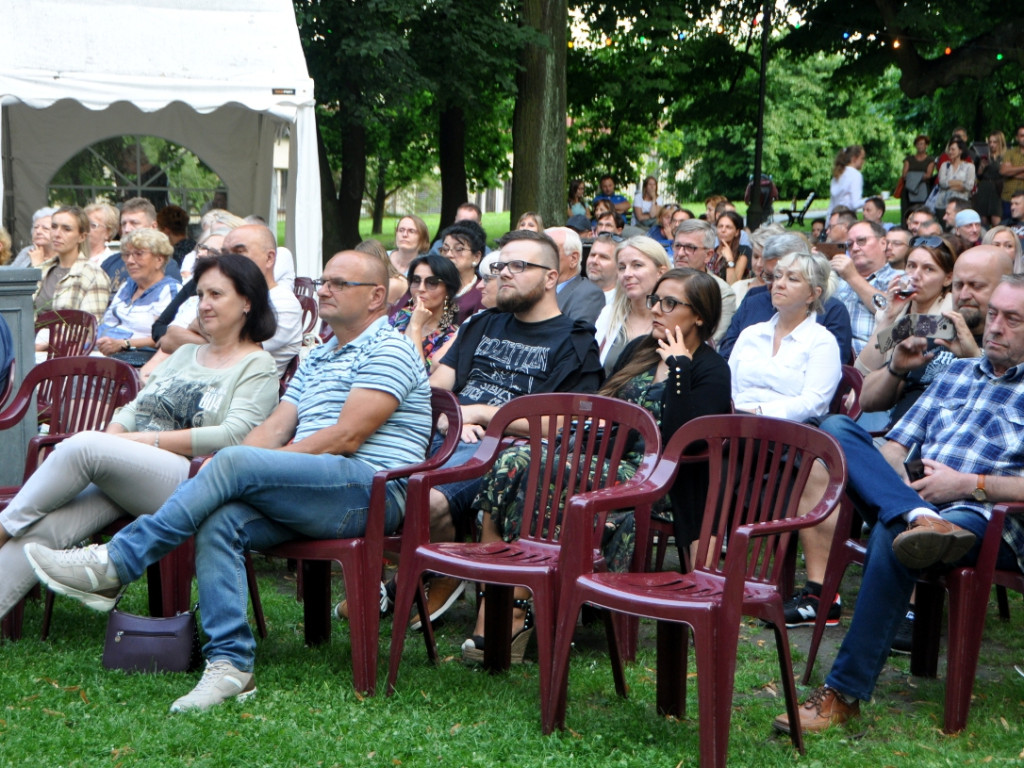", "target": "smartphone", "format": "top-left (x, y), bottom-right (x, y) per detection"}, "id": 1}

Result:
top-left (816, 242), bottom-right (847, 259)
top-left (910, 314), bottom-right (957, 342)
top-left (904, 443), bottom-right (925, 482)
